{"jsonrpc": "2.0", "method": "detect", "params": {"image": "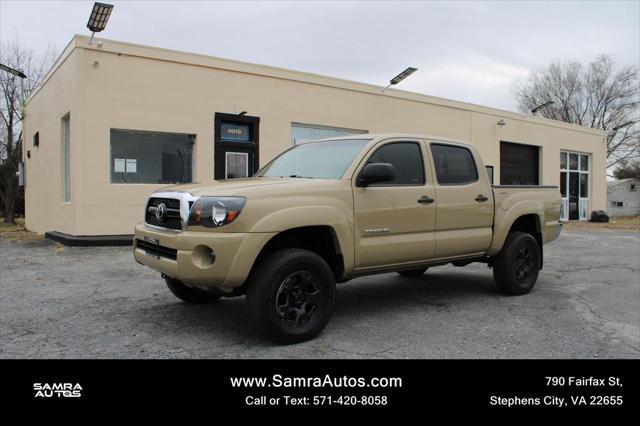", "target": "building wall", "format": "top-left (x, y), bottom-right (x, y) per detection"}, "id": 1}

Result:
top-left (607, 179), bottom-right (640, 217)
top-left (23, 42), bottom-right (84, 235)
top-left (23, 36), bottom-right (607, 236)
